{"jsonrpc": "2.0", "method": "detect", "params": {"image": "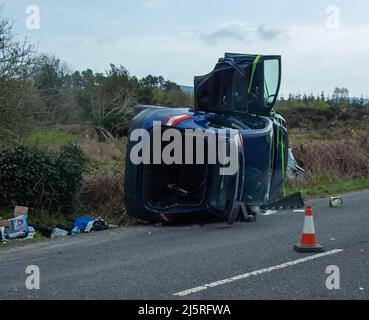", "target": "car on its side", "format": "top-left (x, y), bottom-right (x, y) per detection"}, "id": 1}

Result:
top-left (124, 53), bottom-right (289, 224)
